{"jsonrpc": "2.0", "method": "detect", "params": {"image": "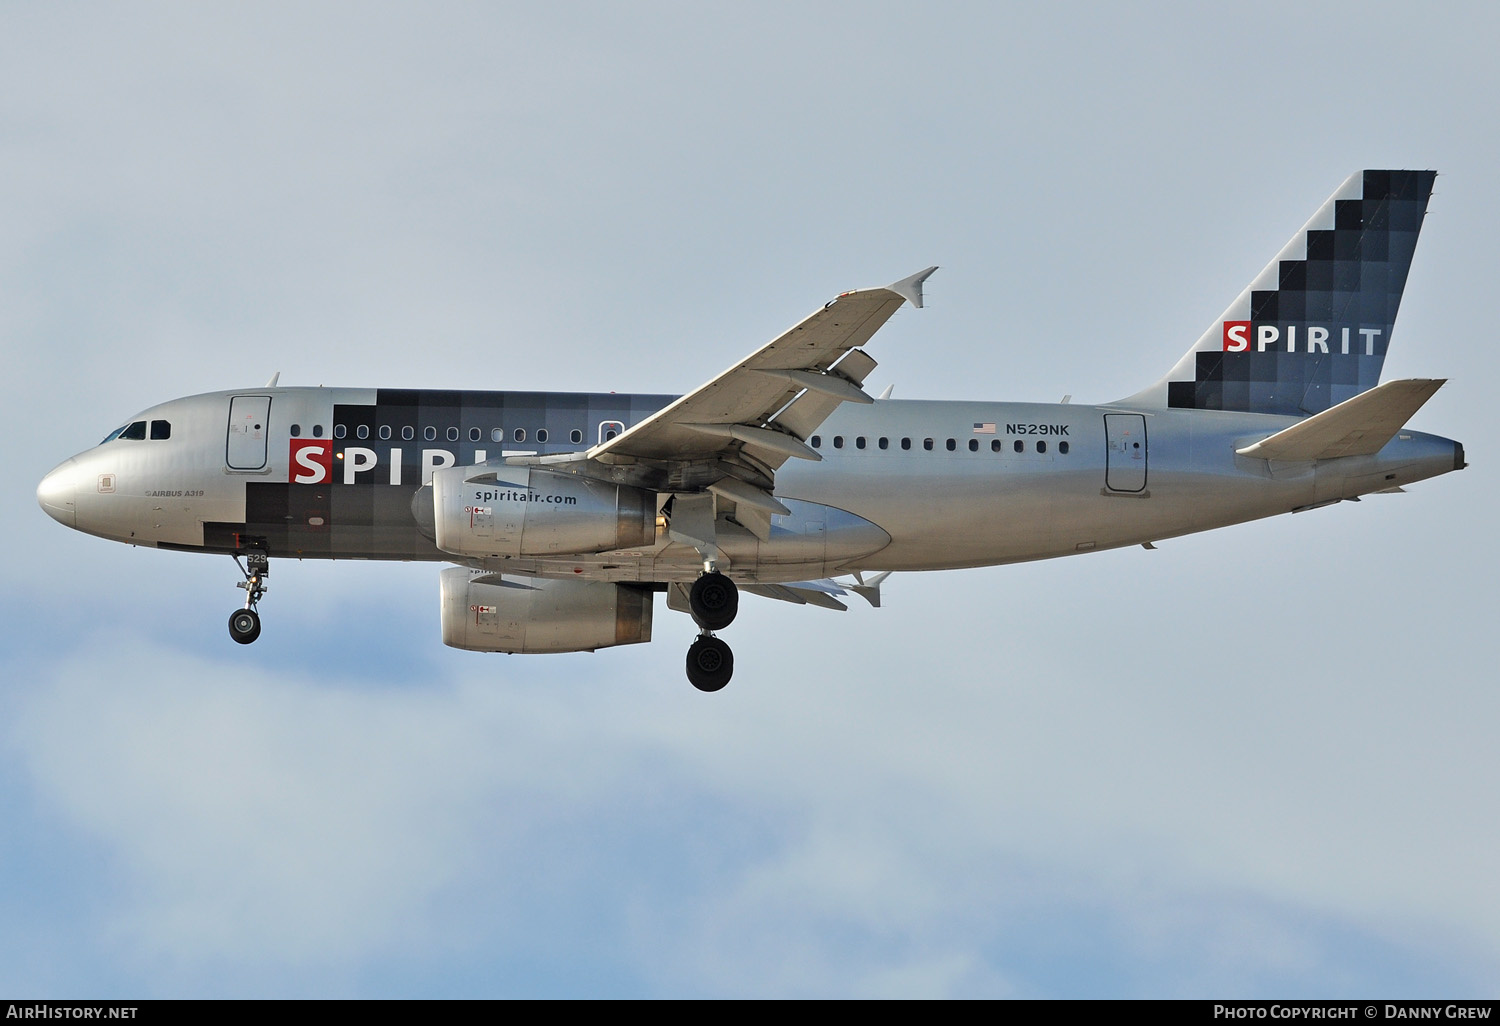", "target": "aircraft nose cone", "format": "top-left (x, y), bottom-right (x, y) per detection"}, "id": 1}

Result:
top-left (37, 458), bottom-right (78, 528)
